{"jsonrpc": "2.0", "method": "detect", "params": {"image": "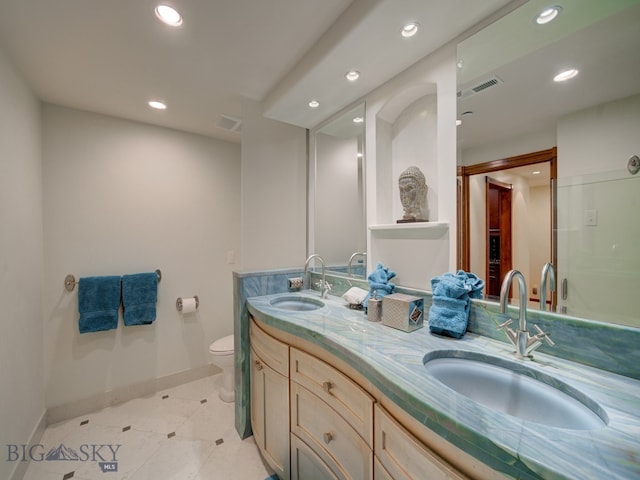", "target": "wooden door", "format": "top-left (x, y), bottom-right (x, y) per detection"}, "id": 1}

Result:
top-left (486, 177), bottom-right (512, 298)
